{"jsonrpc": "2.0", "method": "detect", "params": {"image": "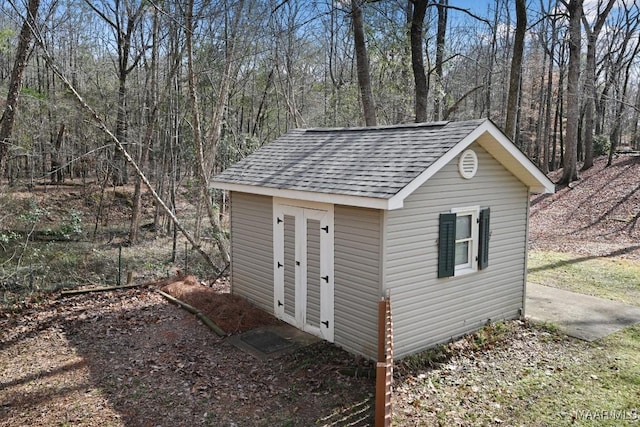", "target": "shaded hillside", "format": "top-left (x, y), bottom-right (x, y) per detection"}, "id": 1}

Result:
top-left (529, 155), bottom-right (640, 260)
